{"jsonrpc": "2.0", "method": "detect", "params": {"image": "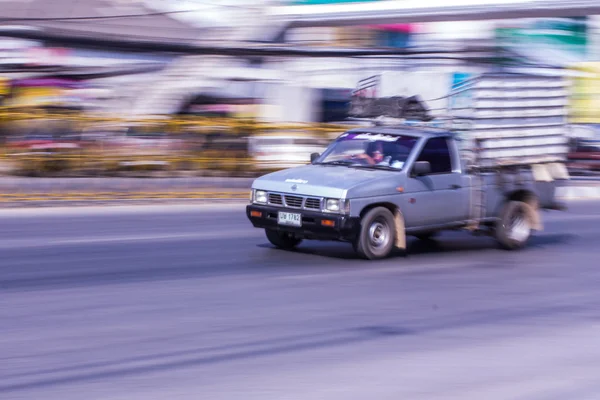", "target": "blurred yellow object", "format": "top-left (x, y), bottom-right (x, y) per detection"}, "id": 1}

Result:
top-left (0, 109), bottom-right (352, 176)
top-left (569, 62), bottom-right (600, 124)
top-left (0, 110), bottom-right (351, 136)
top-left (0, 77), bottom-right (8, 96)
